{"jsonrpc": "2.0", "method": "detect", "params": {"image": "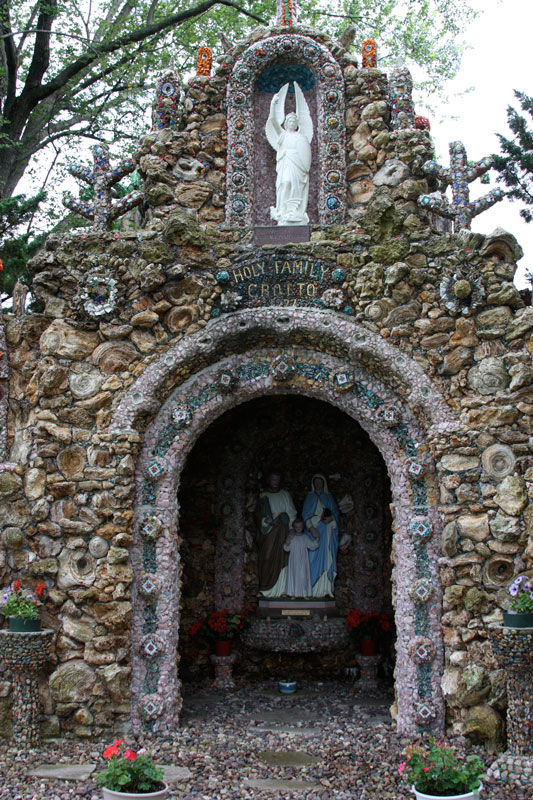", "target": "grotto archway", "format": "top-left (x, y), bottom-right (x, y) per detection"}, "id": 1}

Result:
top-left (109, 308), bottom-right (457, 738)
